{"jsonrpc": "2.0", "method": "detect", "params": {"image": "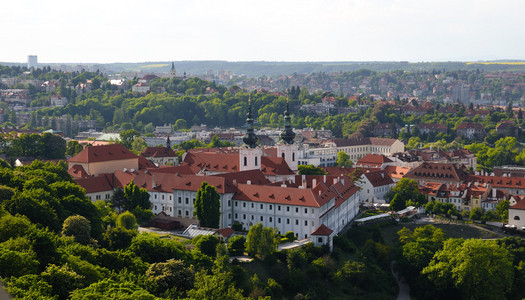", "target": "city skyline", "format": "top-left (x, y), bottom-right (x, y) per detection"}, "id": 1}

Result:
top-left (1, 0), bottom-right (525, 64)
